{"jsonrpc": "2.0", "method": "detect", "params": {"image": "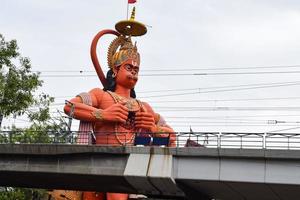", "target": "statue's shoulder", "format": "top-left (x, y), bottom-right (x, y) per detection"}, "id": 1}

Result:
top-left (86, 88), bottom-right (109, 106)
top-left (140, 101), bottom-right (154, 113)
top-left (89, 87), bottom-right (105, 94)
top-left (90, 88), bottom-right (115, 99)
